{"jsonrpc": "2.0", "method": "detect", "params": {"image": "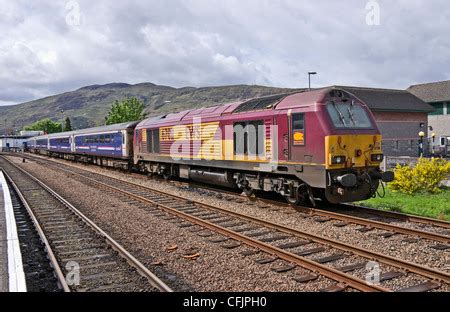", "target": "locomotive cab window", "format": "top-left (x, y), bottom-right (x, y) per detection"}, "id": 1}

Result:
top-left (326, 101), bottom-right (373, 129)
top-left (292, 113), bottom-right (305, 146)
